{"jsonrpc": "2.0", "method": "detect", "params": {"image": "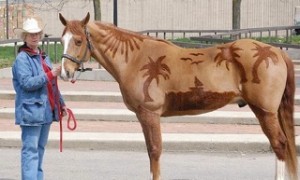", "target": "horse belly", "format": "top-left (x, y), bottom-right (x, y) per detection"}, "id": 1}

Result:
top-left (162, 90), bottom-right (239, 116)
